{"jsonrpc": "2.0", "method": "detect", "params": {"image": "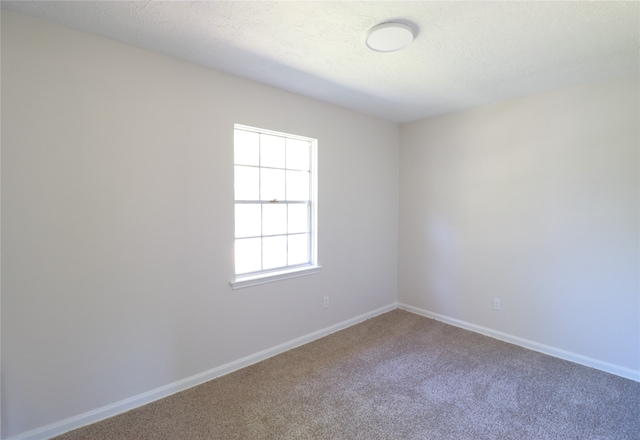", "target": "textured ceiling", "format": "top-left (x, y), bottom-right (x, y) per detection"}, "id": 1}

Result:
top-left (2, 1), bottom-right (639, 123)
